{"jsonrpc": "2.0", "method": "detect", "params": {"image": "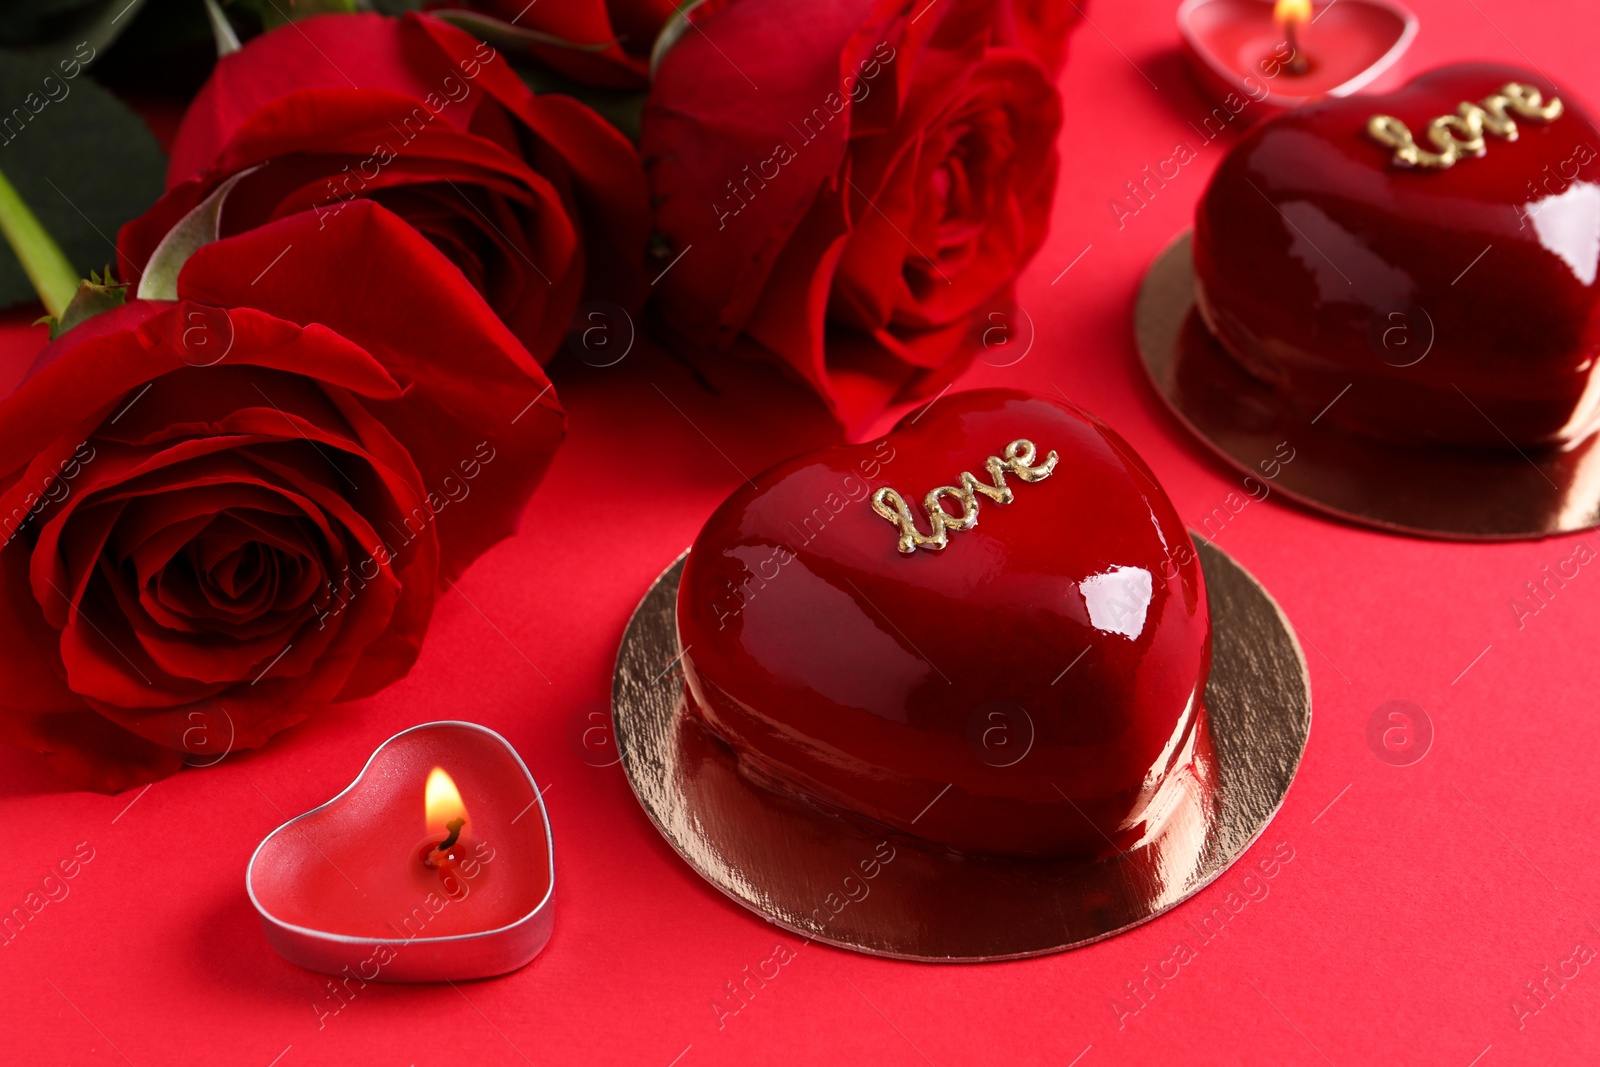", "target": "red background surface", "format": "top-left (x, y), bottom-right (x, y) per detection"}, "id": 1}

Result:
top-left (4, 1), bottom-right (1599, 1063)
